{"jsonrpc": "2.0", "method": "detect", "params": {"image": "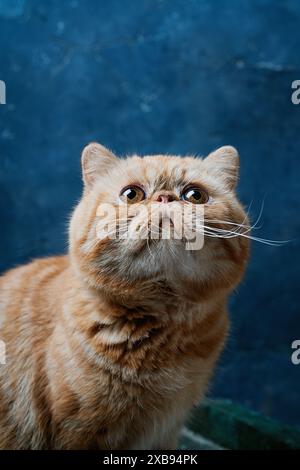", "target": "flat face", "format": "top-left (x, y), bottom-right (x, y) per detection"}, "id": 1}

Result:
top-left (70, 151), bottom-right (249, 300)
